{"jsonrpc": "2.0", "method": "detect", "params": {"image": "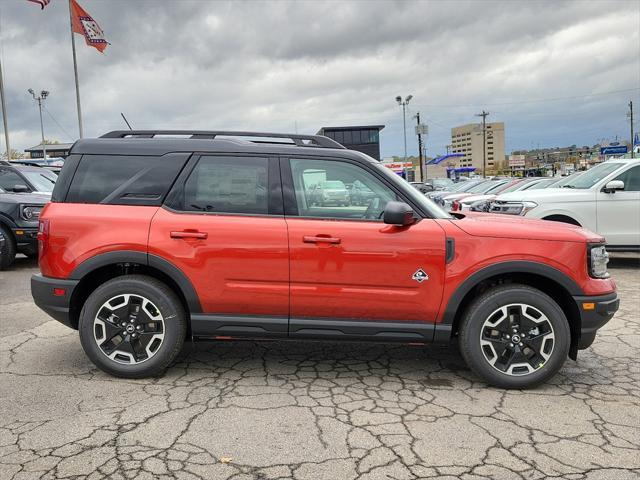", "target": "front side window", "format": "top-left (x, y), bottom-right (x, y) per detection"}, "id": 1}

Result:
top-left (611, 165), bottom-right (640, 191)
top-left (289, 158), bottom-right (398, 220)
top-left (183, 156), bottom-right (269, 215)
